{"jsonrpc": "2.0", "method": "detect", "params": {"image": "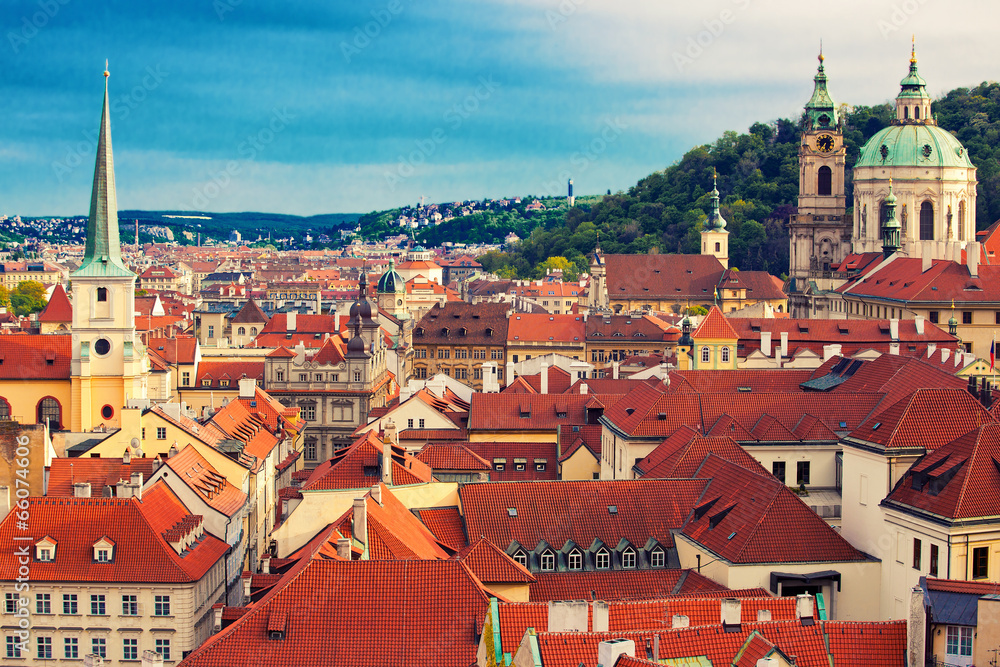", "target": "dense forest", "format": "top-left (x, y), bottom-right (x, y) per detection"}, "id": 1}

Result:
top-left (469, 81), bottom-right (1000, 281)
